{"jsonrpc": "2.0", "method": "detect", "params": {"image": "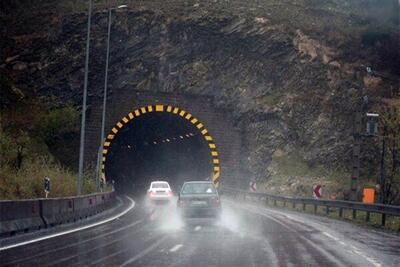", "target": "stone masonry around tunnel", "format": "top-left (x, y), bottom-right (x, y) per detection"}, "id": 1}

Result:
top-left (84, 90), bottom-right (243, 188)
